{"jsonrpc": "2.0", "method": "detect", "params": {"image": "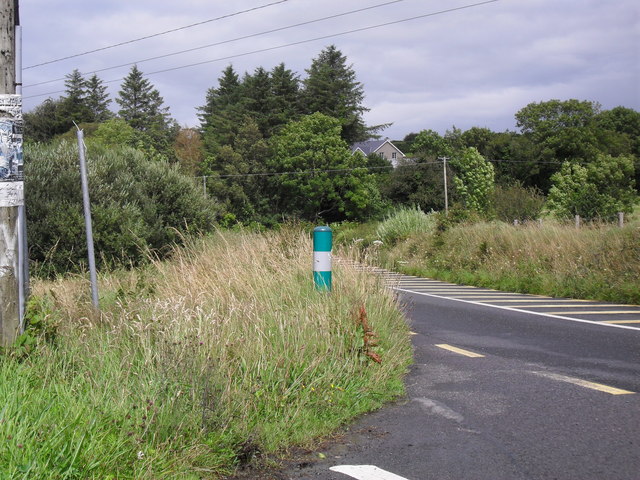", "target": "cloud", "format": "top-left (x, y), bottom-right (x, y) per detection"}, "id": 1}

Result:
top-left (20, 0), bottom-right (640, 138)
